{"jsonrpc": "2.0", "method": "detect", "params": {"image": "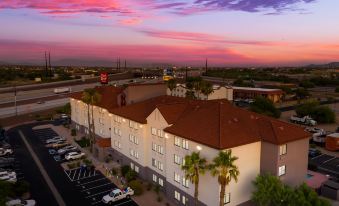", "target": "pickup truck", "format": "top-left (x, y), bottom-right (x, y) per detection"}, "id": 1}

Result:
top-left (290, 115), bottom-right (317, 126)
top-left (102, 187), bottom-right (134, 204)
